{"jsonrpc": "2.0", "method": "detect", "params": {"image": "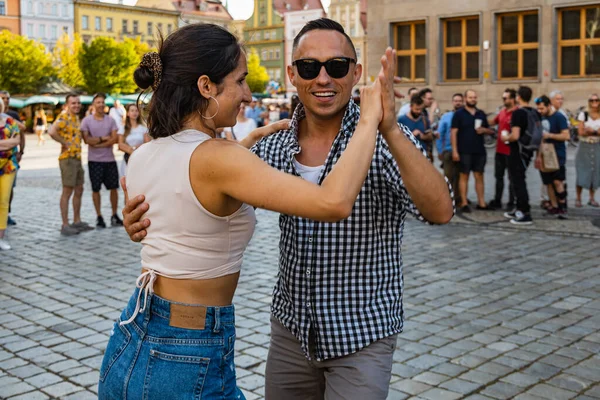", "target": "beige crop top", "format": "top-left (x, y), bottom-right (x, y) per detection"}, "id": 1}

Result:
top-left (121, 130), bottom-right (256, 324)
